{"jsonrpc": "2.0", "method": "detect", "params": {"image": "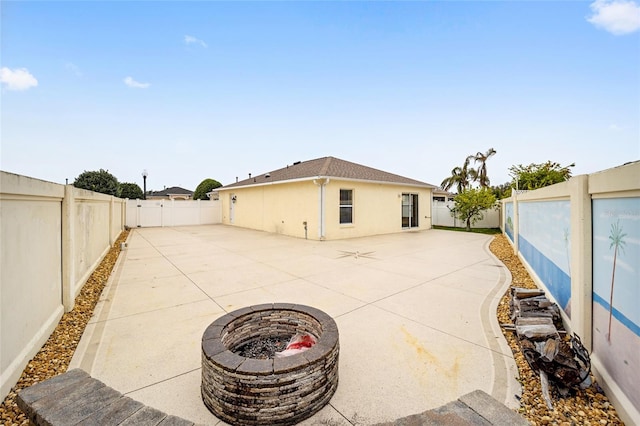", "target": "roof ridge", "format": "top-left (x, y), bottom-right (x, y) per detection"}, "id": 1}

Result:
top-left (318, 157), bottom-right (332, 176)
